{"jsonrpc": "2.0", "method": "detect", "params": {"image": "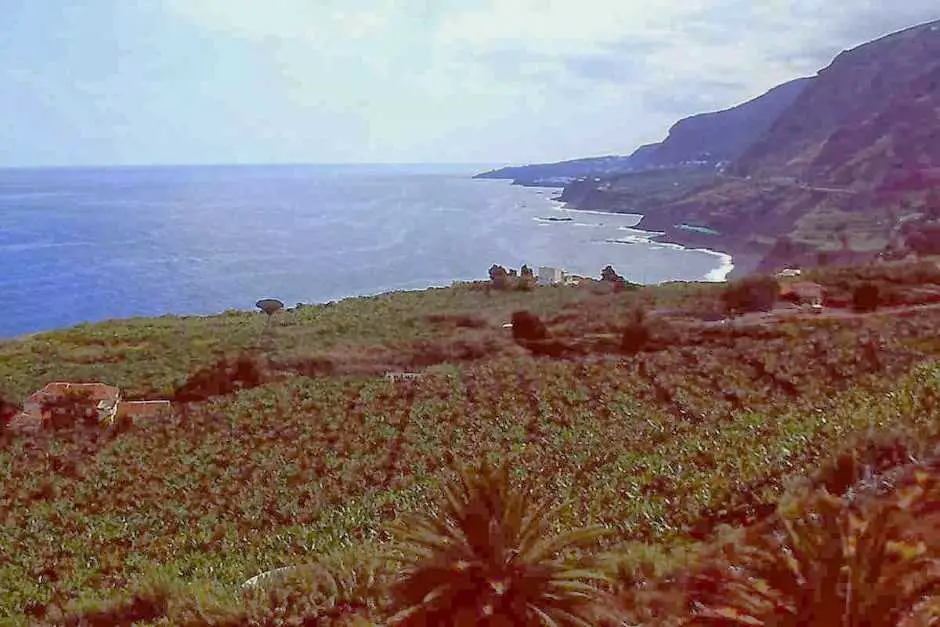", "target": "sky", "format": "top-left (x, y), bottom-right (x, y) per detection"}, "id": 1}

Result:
top-left (1, 1), bottom-right (938, 166)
